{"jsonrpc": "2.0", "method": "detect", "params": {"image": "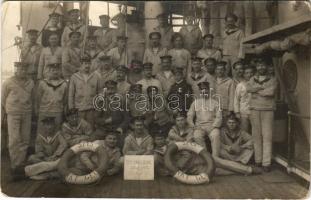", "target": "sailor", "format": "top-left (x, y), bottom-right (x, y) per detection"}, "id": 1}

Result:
top-left (94, 55), bottom-right (117, 89)
top-left (2, 62), bottom-right (35, 172)
top-left (21, 29), bottom-right (42, 82)
top-left (107, 35), bottom-right (129, 68)
top-left (187, 81), bottom-right (222, 156)
top-left (68, 54), bottom-right (101, 129)
top-left (123, 116), bottom-right (154, 155)
top-left (84, 36), bottom-right (105, 72)
top-left (217, 113), bottom-right (262, 175)
top-left (246, 57), bottom-right (277, 172)
top-left (116, 65), bottom-right (131, 96)
top-left (214, 61), bottom-right (235, 117)
top-left (168, 33), bottom-right (192, 74)
top-left (41, 12), bottom-right (63, 47)
top-left (143, 32), bottom-right (168, 75)
top-left (93, 14), bottom-right (117, 53)
top-left (37, 32), bottom-right (63, 80)
top-left (153, 13), bottom-right (175, 49)
top-left (137, 62), bottom-right (163, 94)
top-left (197, 34), bottom-right (222, 62)
top-left (62, 31), bottom-right (82, 80)
top-left (234, 64), bottom-right (255, 132)
top-left (25, 116), bottom-right (67, 180)
top-left (156, 55), bottom-right (176, 97)
top-left (203, 57), bottom-right (217, 78)
top-left (61, 9), bottom-right (87, 47)
top-left (36, 57), bottom-right (67, 134)
top-left (167, 66), bottom-right (193, 113)
top-left (93, 80), bottom-right (130, 146)
top-left (179, 12), bottom-right (203, 55)
top-left (187, 57), bottom-right (215, 98)
top-left (222, 13), bottom-right (245, 76)
top-left (127, 59), bottom-right (143, 85)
